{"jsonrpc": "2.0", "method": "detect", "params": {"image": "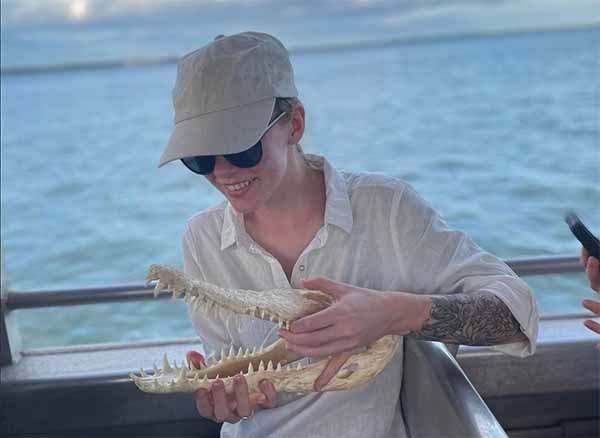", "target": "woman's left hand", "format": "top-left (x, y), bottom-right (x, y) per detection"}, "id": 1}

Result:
top-left (278, 277), bottom-right (430, 390)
